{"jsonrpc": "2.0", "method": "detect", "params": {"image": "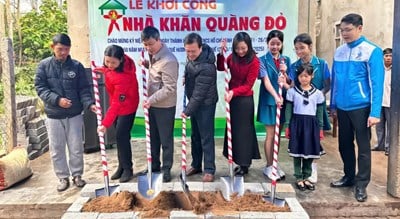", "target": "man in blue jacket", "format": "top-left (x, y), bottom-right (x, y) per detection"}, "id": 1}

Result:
top-left (329, 14), bottom-right (384, 202)
top-left (35, 33), bottom-right (96, 192)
